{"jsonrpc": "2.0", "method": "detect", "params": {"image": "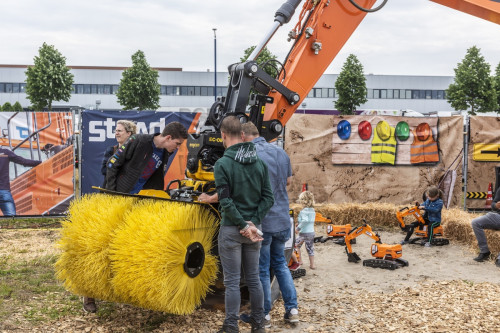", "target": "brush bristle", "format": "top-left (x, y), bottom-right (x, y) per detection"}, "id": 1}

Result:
top-left (109, 200), bottom-right (219, 314)
top-left (55, 193), bottom-right (136, 301)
